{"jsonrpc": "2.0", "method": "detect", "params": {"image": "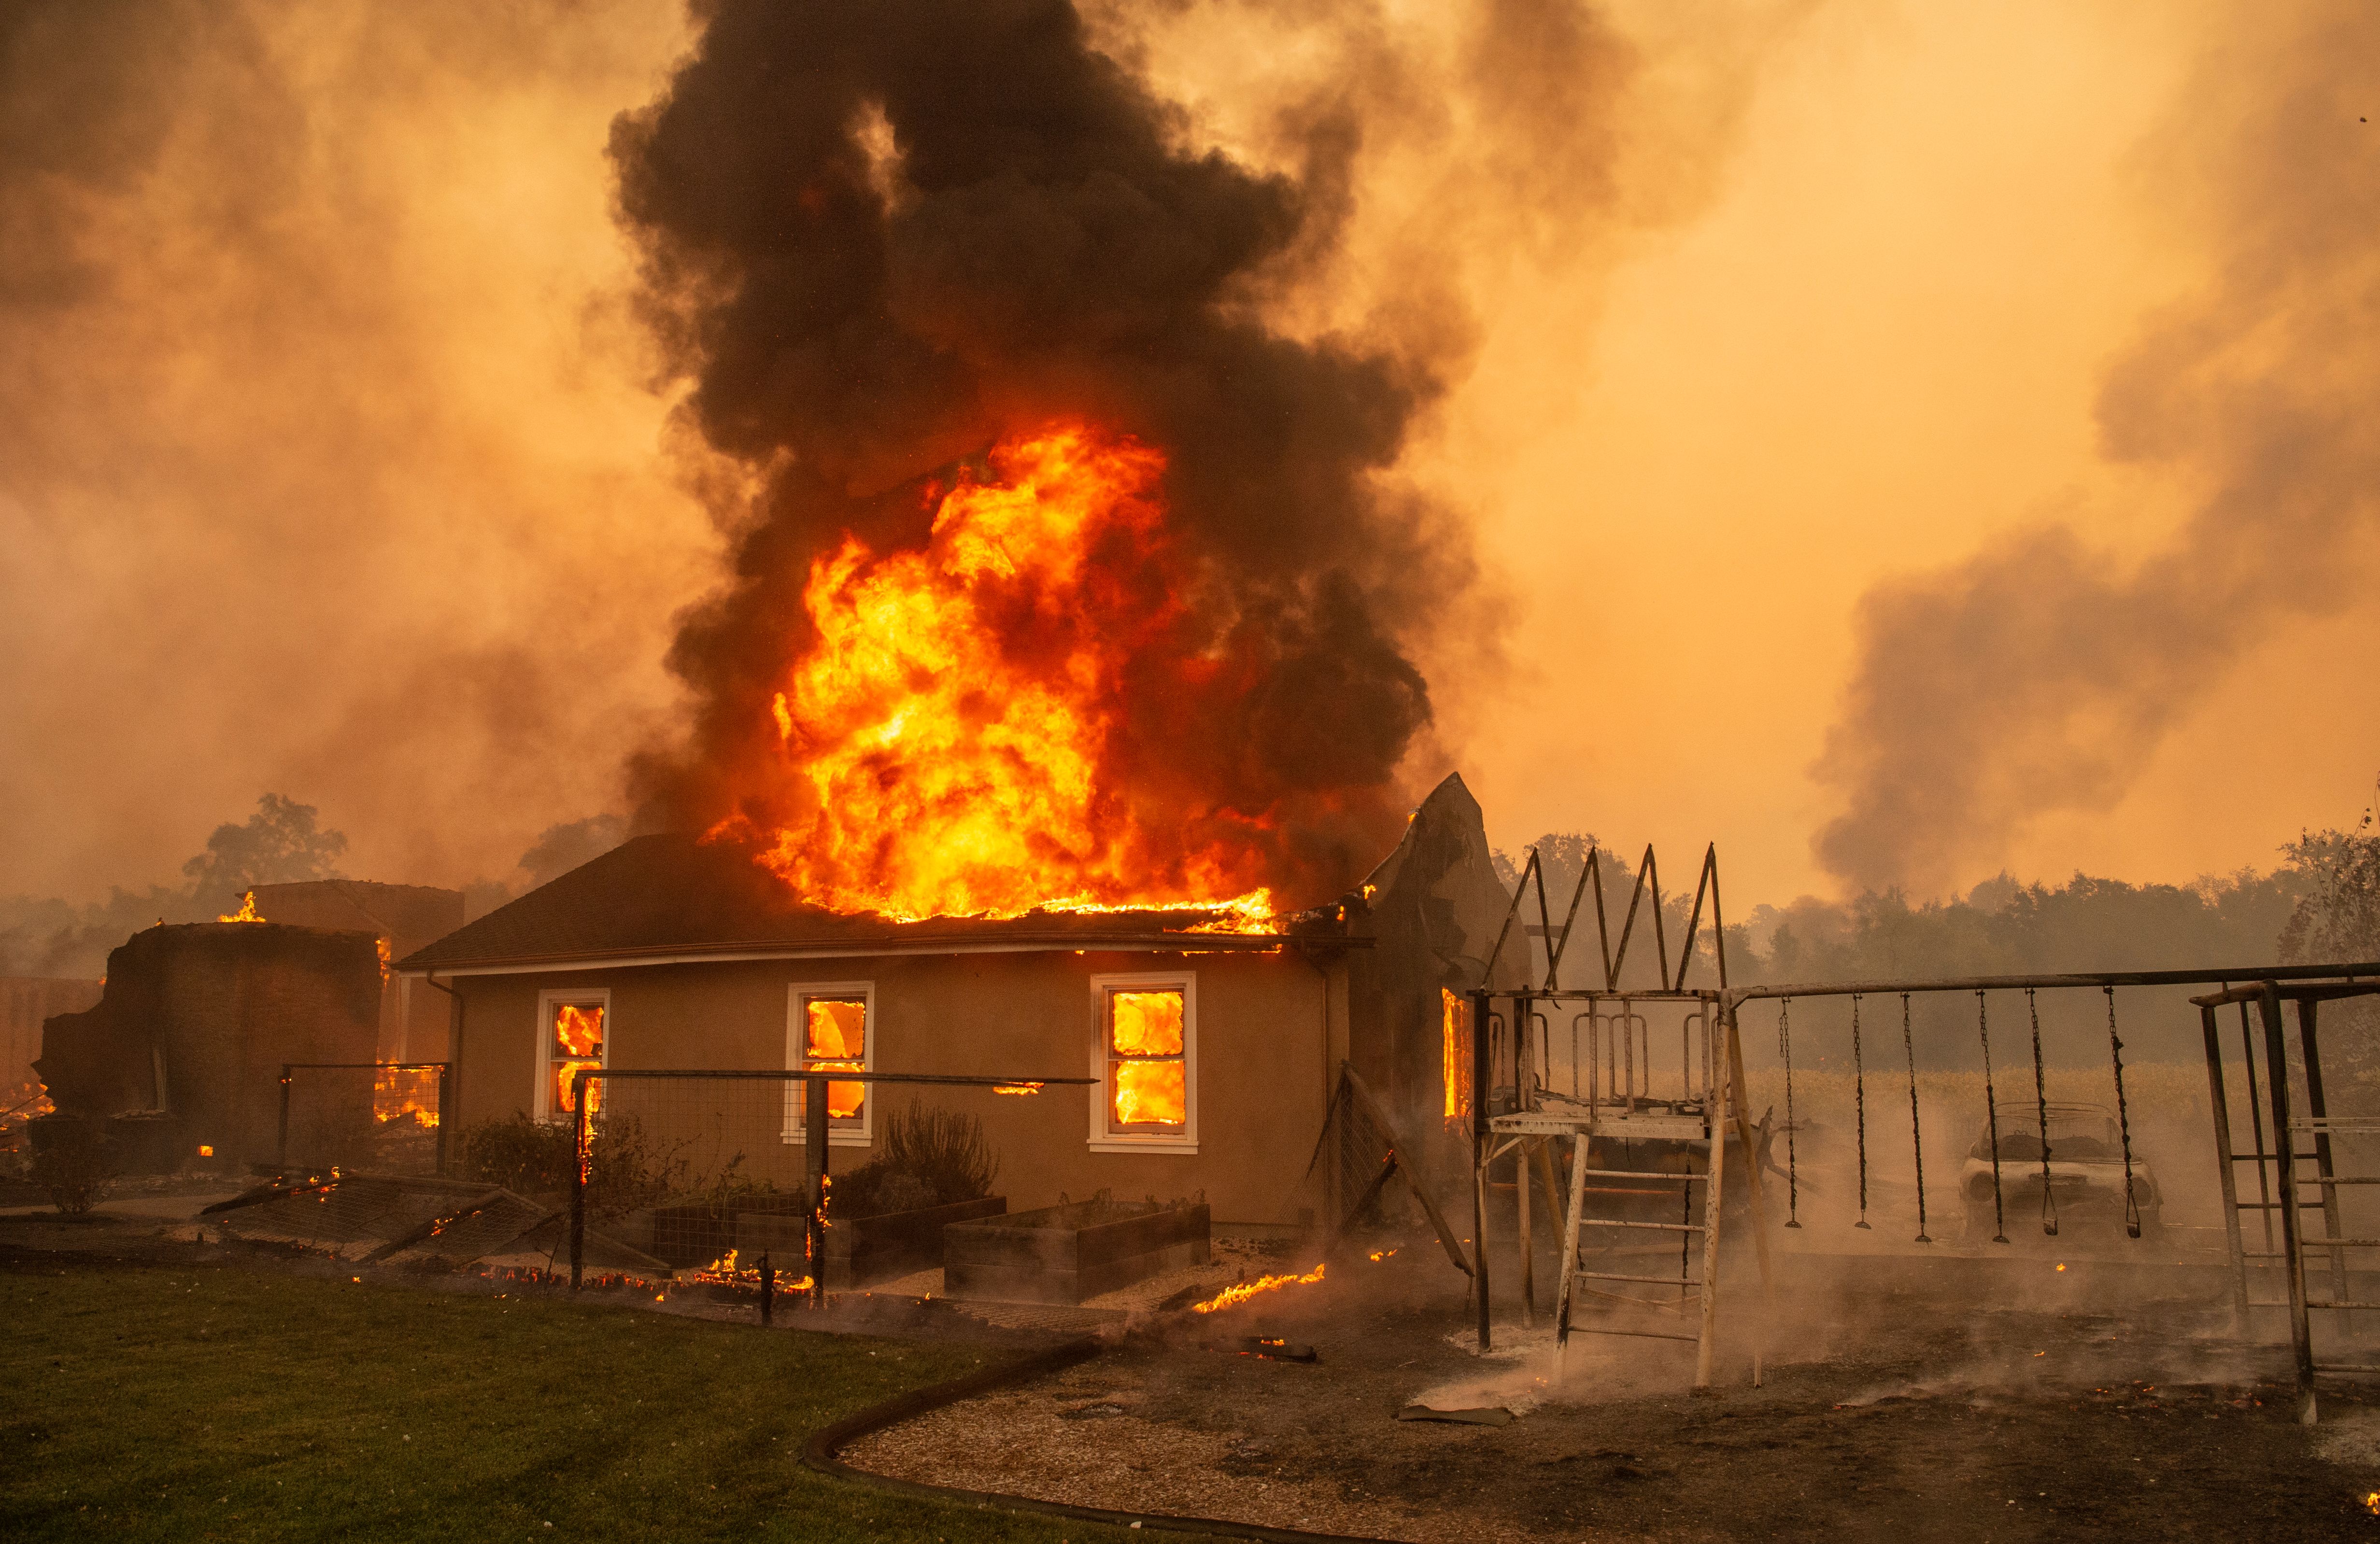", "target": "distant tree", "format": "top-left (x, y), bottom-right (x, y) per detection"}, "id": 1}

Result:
top-left (179, 794), bottom-right (347, 906)
top-left (2279, 825), bottom-right (2380, 966)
